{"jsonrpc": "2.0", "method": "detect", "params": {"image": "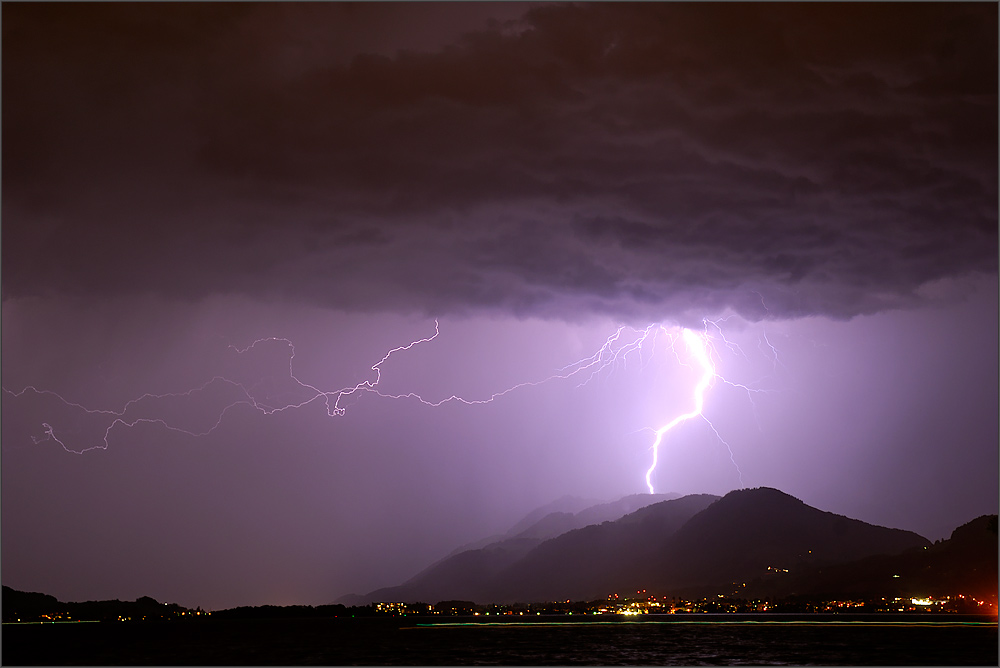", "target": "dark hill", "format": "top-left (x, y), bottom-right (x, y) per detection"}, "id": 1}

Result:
top-left (759, 513), bottom-right (998, 601)
top-left (359, 537), bottom-right (540, 604)
top-left (359, 493), bottom-right (718, 603)
top-left (354, 487), bottom-right (935, 604)
top-left (503, 493), bottom-right (680, 543)
top-left (486, 493), bottom-right (719, 602)
top-left (639, 487), bottom-right (931, 595)
top-left (2, 586), bottom-right (190, 622)
top-left (568, 493), bottom-right (681, 532)
top-left (2, 586), bottom-right (60, 619)
top-left (345, 492), bottom-right (680, 604)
